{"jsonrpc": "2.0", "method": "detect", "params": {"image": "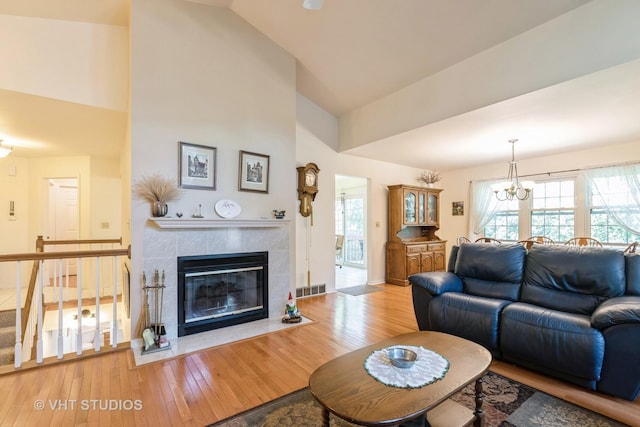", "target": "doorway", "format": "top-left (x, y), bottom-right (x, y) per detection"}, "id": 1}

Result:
top-left (335, 175), bottom-right (367, 289)
top-left (45, 178), bottom-right (80, 283)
